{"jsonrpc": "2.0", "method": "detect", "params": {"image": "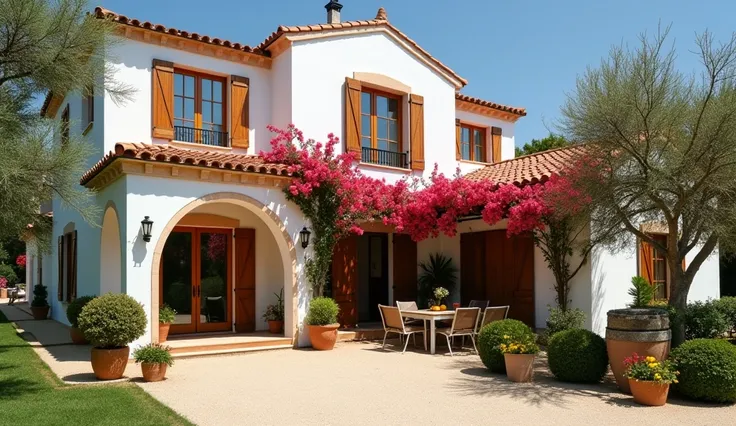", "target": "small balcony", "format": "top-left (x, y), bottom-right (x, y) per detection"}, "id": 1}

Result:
top-left (361, 147), bottom-right (409, 169)
top-left (174, 126), bottom-right (229, 148)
